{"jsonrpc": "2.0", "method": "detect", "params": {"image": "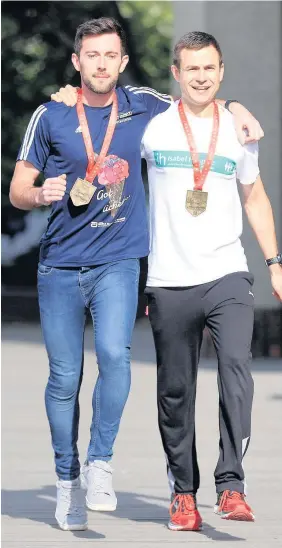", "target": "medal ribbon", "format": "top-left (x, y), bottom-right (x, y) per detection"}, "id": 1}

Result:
top-left (178, 100), bottom-right (219, 190)
top-left (76, 87), bottom-right (118, 183)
